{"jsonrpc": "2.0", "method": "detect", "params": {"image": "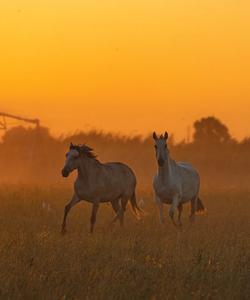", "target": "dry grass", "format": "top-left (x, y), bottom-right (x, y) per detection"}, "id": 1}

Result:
top-left (0, 186), bottom-right (249, 300)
